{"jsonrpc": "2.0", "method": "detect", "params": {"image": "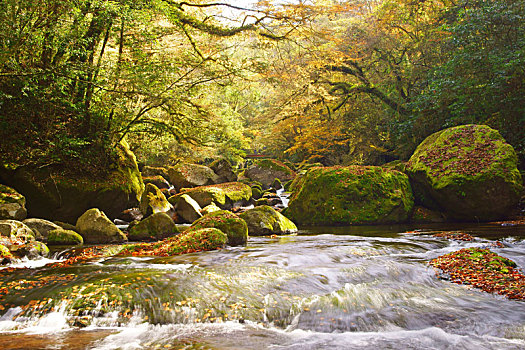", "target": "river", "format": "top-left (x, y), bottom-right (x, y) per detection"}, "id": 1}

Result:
top-left (0, 223), bottom-right (524, 349)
